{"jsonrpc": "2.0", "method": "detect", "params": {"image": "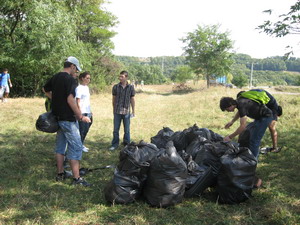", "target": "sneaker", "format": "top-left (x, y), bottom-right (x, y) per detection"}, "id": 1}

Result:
top-left (72, 177), bottom-right (92, 187)
top-left (55, 170), bottom-right (73, 181)
top-left (260, 147), bottom-right (272, 154)
top-left (82, 146), bottom-right (89, 152)
top-left (109, 146), bottom-right (116, 151)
